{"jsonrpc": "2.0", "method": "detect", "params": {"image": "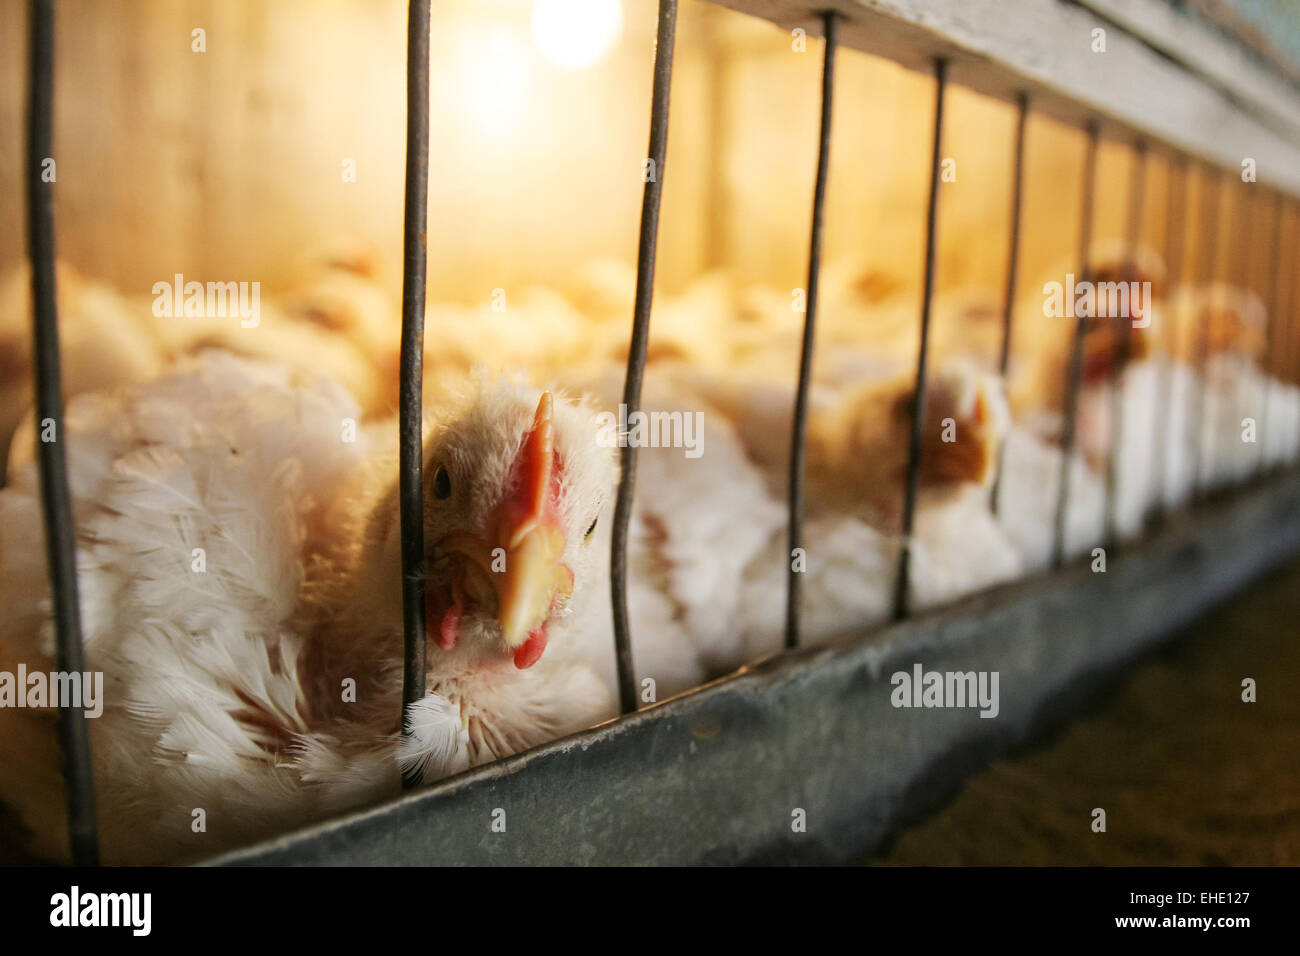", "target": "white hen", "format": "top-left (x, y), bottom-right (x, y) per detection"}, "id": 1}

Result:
top-left (994, 425), bottom-right (1106, 573)
top-left (0, 263), bottom-right (165, 479)
top-left (565, 366), bottom-right (786, 702)
top-left (0, 354), bottom-right (615, 864)
top-left (736, 484), bottom-right (1024, 660)
top-left (567, 360), bottom-right (1022, 695)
